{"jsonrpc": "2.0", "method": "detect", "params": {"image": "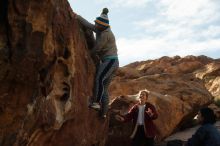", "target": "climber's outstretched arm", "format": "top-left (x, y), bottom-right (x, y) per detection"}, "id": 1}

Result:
top-left (77, 15), bottom-right (97, 32)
